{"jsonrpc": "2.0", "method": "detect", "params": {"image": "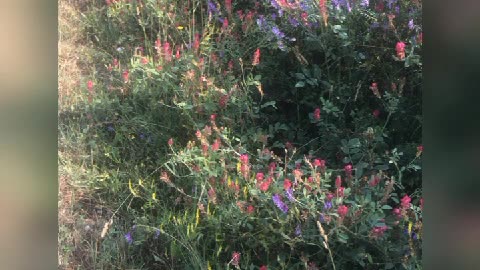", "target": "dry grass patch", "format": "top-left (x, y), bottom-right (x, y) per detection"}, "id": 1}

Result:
top-left (58, 1), bottom-right (111, 269)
